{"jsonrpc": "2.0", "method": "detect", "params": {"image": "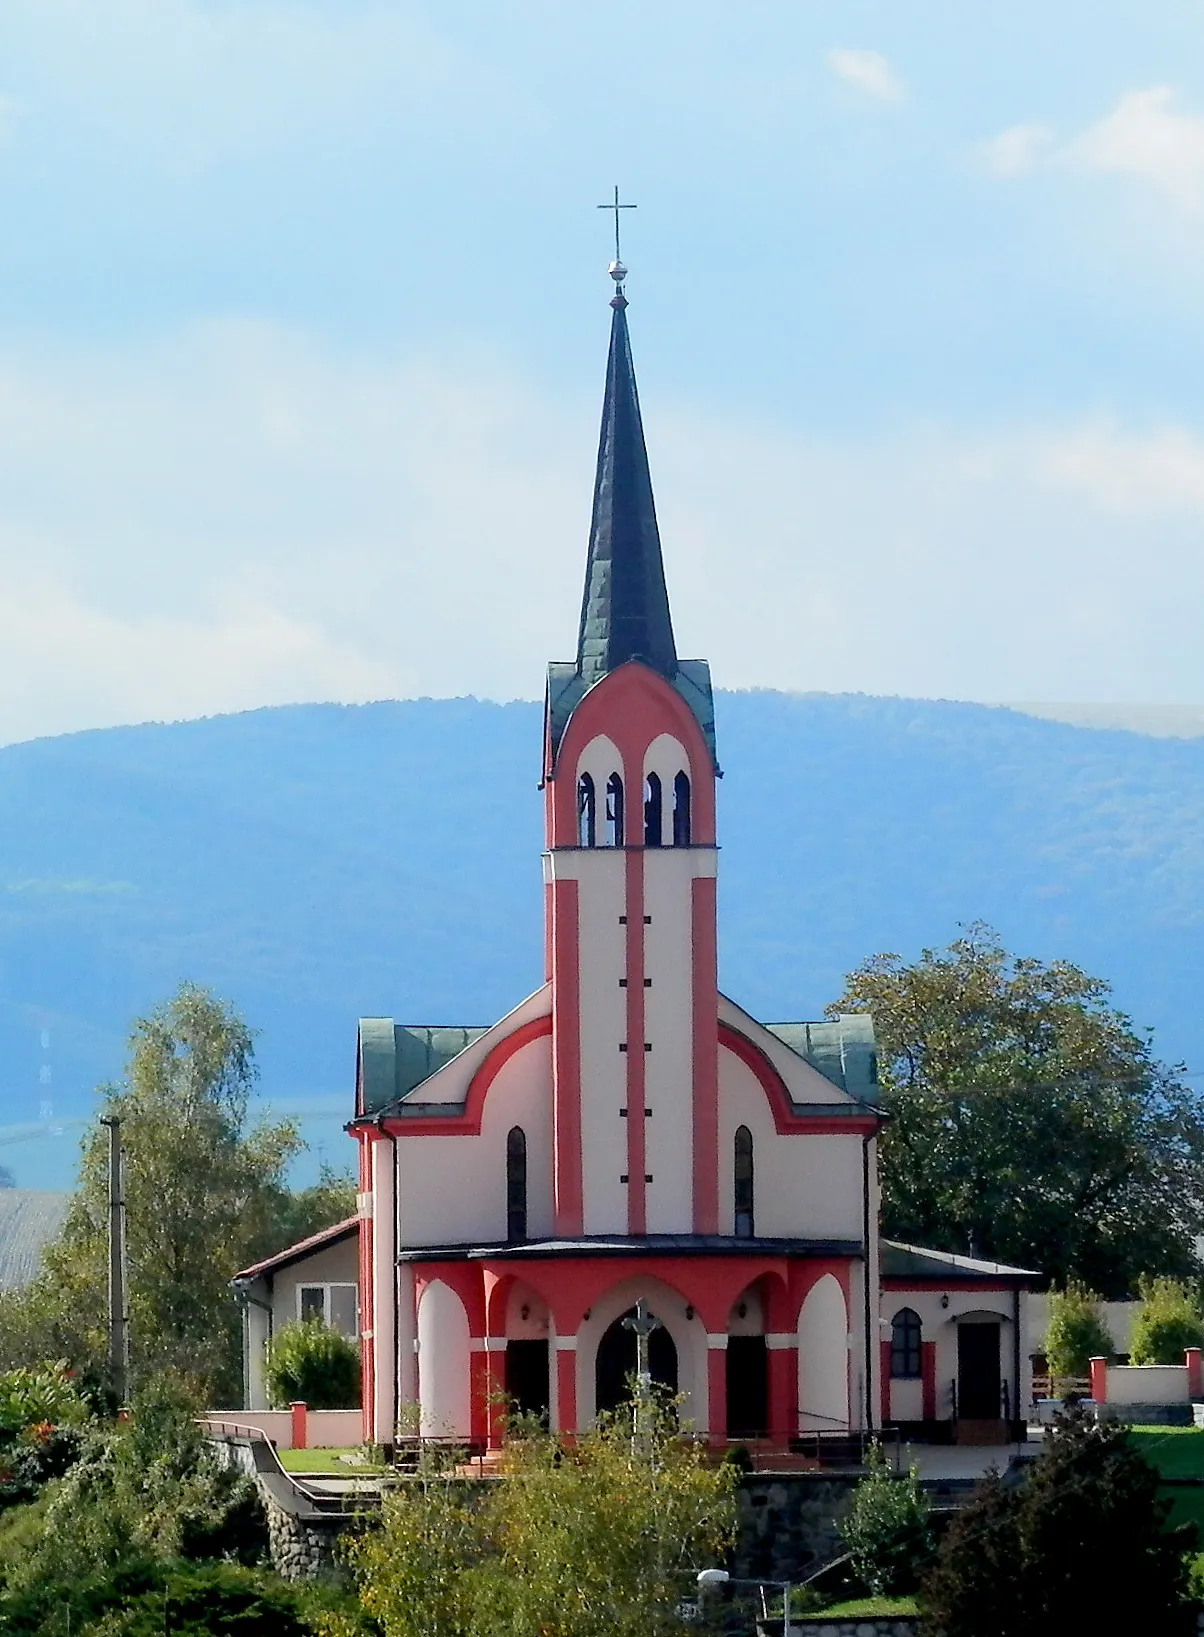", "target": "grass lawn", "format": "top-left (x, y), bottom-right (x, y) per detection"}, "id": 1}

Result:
top-left (278, 1447), bottom-right (382, 1475)
top-left (798, 1596), bottom-right (919, 1620)
top-left (1128, 1427), bottom-right (1204, 1480)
